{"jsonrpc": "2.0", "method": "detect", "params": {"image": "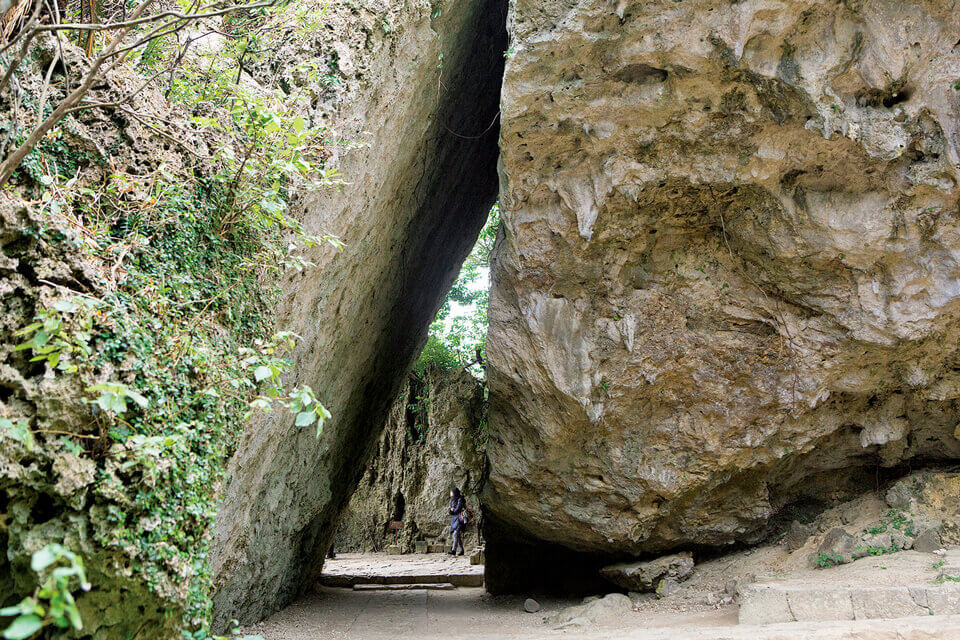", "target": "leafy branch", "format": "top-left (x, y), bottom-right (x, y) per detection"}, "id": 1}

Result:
top-left (0, 545), bottom-right (91, 640)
